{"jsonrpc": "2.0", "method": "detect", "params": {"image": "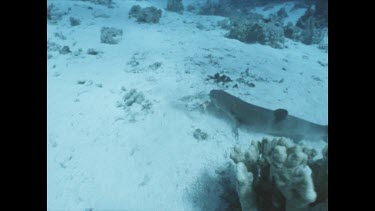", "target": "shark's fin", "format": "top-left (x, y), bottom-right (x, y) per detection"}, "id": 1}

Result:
top-left (274, 109), bottom-right (288, 123)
